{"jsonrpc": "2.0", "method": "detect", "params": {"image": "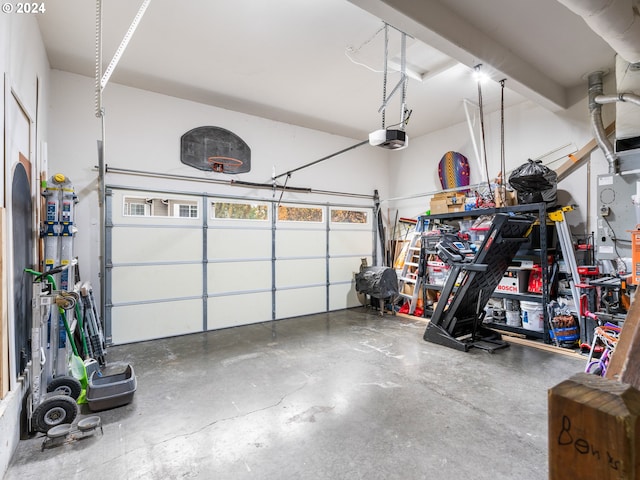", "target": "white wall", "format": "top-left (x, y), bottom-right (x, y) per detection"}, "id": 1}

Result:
top-left (48, 70), bottom-right (391, 304)
top-left (386, 76), bottom-right (617, 240)
top-left (0, 11), bottom-right (50, 478)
